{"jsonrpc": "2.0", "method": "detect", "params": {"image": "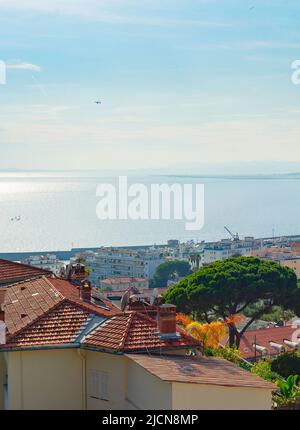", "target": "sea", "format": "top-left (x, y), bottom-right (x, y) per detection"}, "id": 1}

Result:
top-left (0, 171), bottom-right (300, 253)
